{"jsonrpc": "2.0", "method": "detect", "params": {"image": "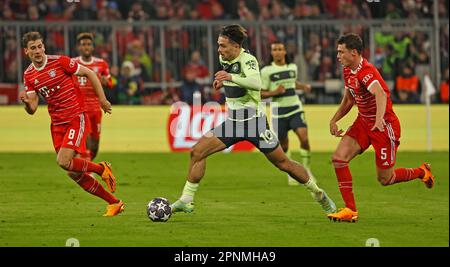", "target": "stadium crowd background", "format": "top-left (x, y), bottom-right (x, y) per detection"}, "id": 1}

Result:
top-left (0, 0), bottom-right (448, 105)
